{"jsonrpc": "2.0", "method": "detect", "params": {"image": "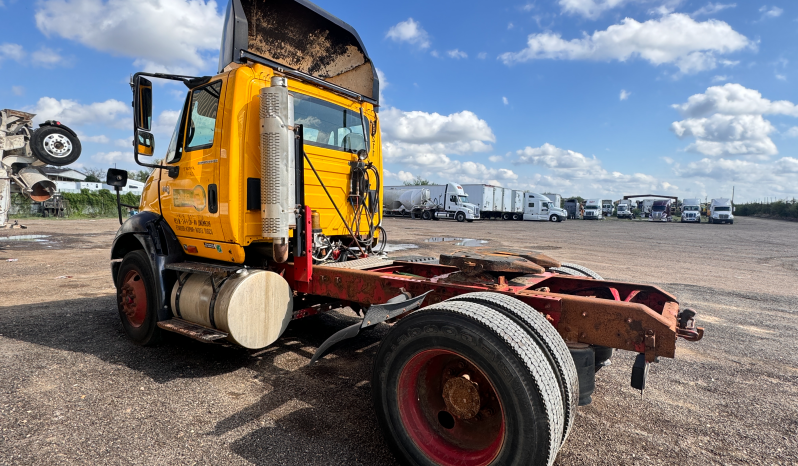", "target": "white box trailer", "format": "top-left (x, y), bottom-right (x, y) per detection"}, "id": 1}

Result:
top-left (461, 184), bottom-right (495, 214)
top-left (541, 193), bottom-right (562, 209)
top-left (501, 188), bottom-right (513, 214)
top-left (510, 190), bottom-right (524, 220)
